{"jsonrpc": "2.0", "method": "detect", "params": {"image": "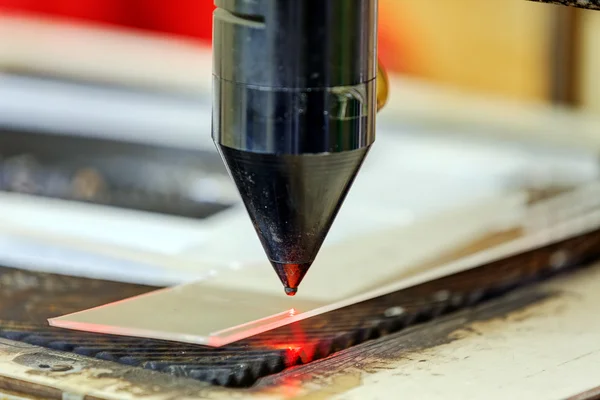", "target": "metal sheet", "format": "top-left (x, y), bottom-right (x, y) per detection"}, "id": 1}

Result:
top-left (48, 193), bottom-right (538, 346)
top-left (49, 183), bottom-right (600, 346)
